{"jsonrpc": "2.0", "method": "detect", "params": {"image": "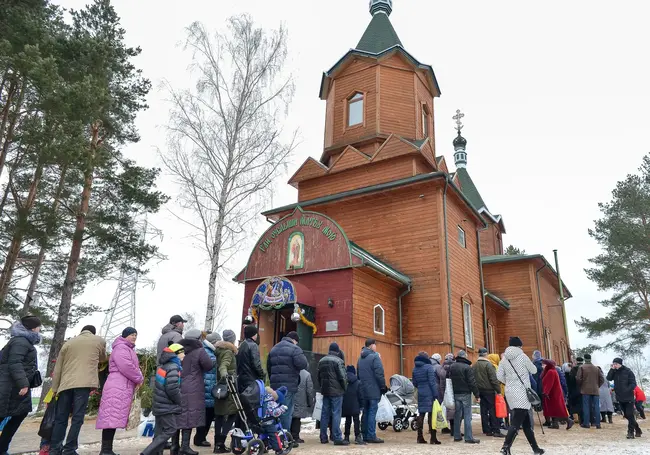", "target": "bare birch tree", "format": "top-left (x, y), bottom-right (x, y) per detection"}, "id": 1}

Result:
top-left (161, 16), bottom-right (297, 331)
